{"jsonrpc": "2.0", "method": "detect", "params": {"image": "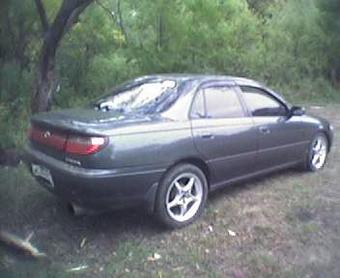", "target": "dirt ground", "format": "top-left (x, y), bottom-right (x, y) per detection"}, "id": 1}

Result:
top-left (0, 104), bottom-right (339, 278)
